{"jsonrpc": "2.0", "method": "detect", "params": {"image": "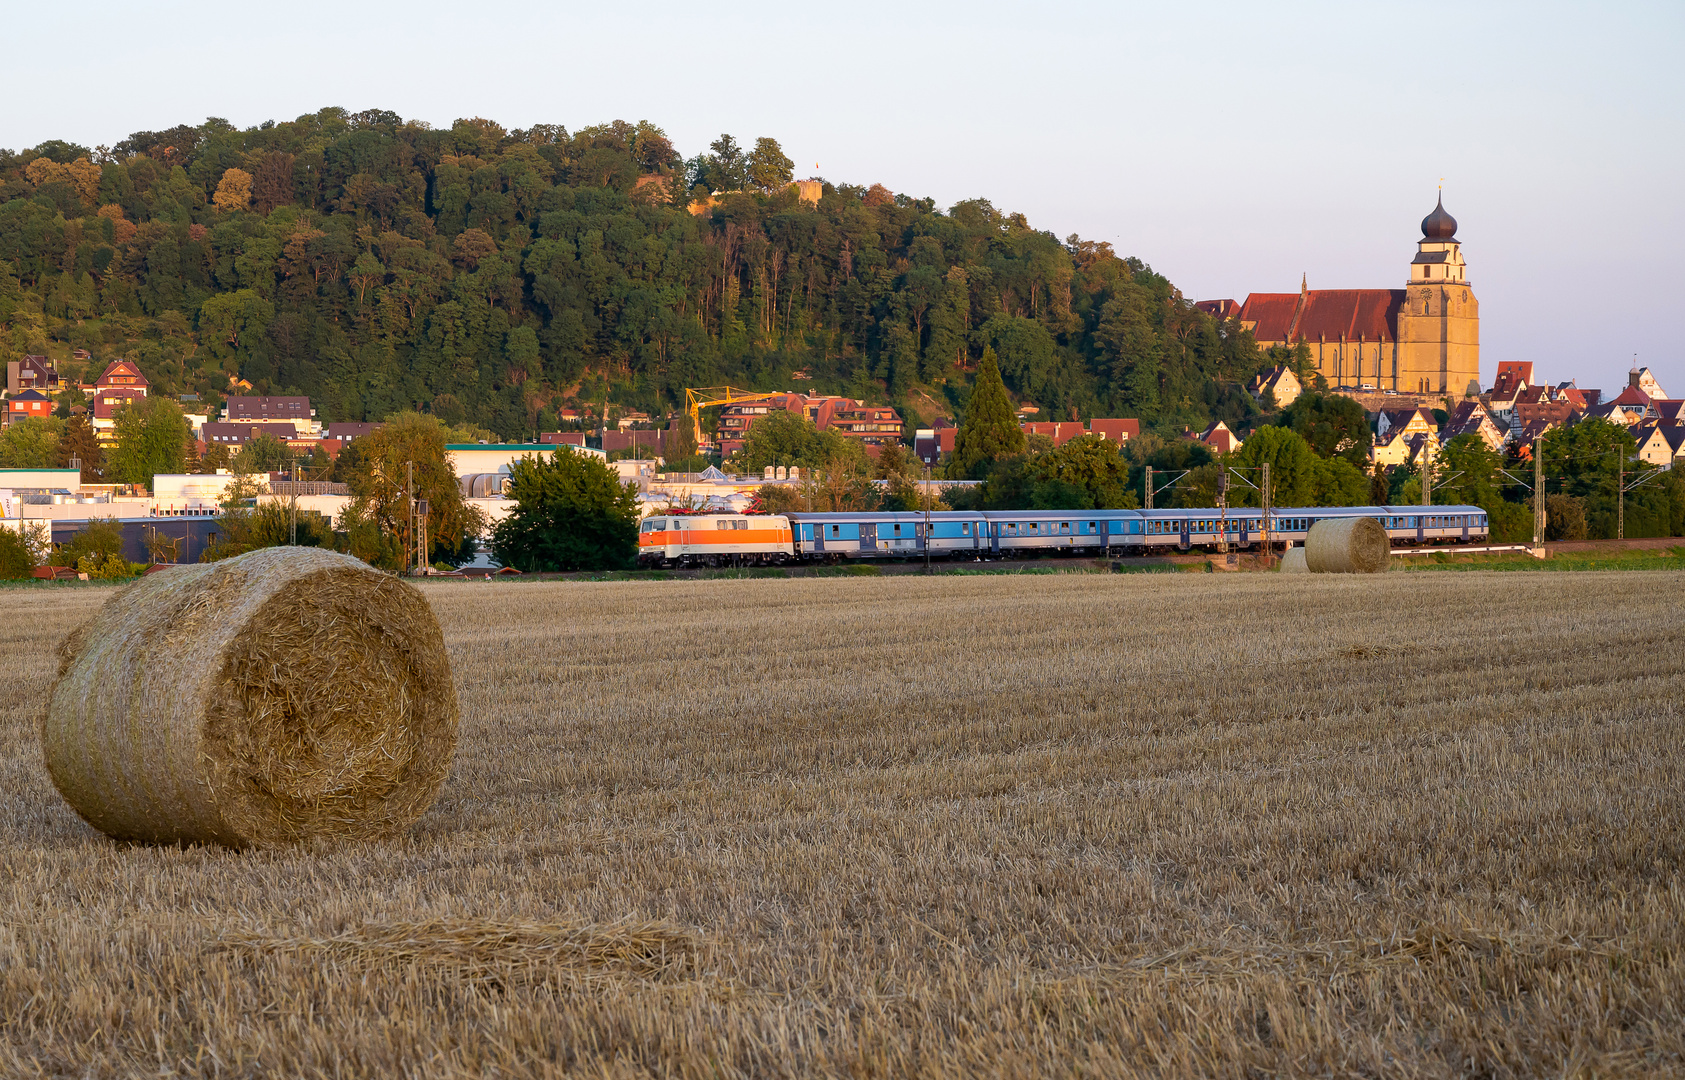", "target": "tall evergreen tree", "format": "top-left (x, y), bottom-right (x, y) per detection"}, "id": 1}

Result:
top-left (57, 415), bottom-right (105, 482)
top-left (948, 347), bottom-right (1025, 479)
